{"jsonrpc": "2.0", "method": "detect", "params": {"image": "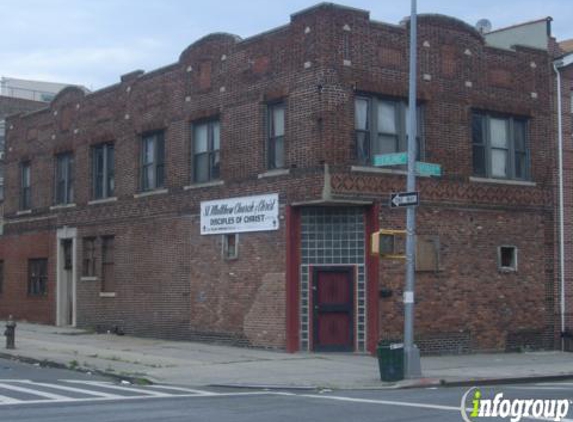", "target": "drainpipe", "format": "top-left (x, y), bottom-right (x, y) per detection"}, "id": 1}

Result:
top-left (553, 56), bottom-right (571, 351)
